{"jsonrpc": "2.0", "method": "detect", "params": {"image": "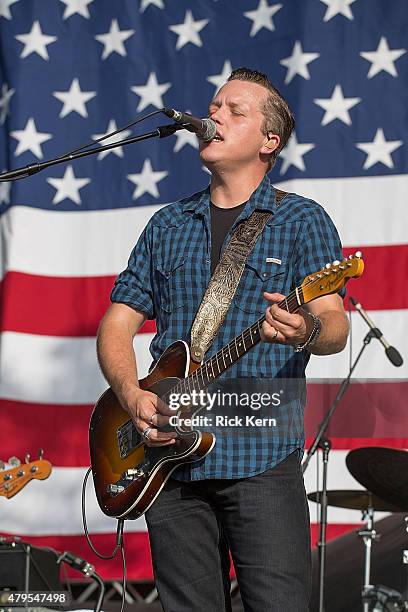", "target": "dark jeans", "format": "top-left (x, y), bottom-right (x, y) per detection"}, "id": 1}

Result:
top-left (145, 450), bottom-right (311, 612)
